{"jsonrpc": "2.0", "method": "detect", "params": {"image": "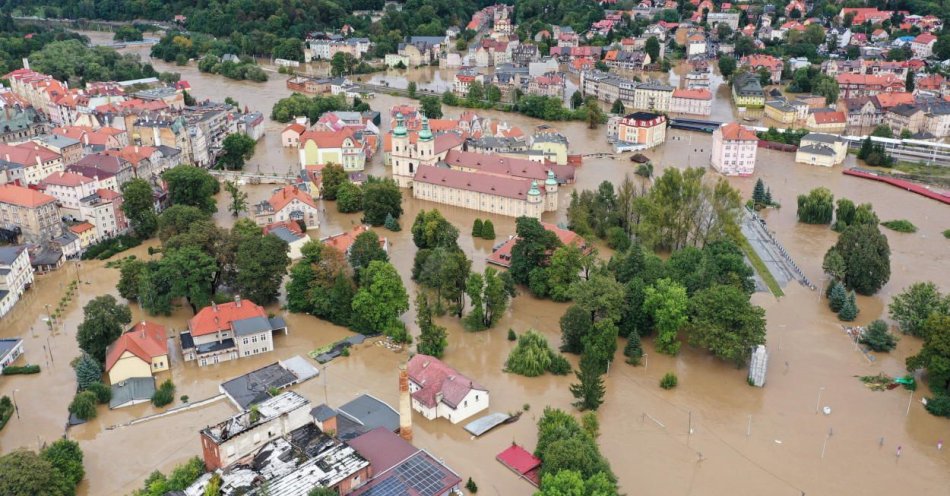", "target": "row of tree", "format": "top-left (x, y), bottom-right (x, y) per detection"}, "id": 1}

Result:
top-left (533, 408), bottom-right (618, 495)
top-left (889, 282), bottom-right (950, 416)
top-left (270, 93), bottom-right (362, 124)
top-left (0, 439), bottom-right (85, 496)
top-left (151, 30), bottom-right (301, 65)
top-left (196, 54), bottom-right (268, 82)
